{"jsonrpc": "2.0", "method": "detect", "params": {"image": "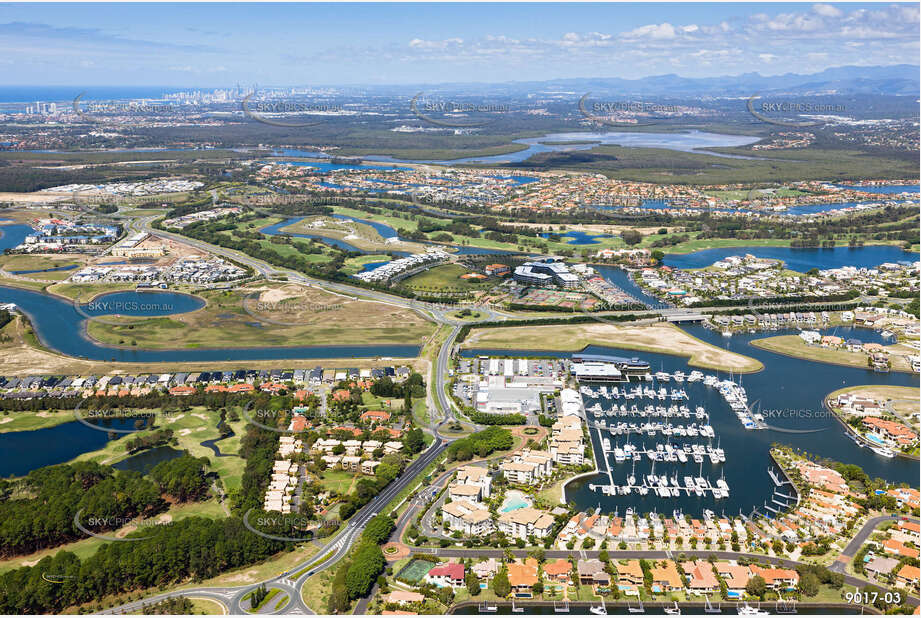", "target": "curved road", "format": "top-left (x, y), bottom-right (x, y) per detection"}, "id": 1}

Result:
top-left (102, 216), bottom-right (915, 614)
